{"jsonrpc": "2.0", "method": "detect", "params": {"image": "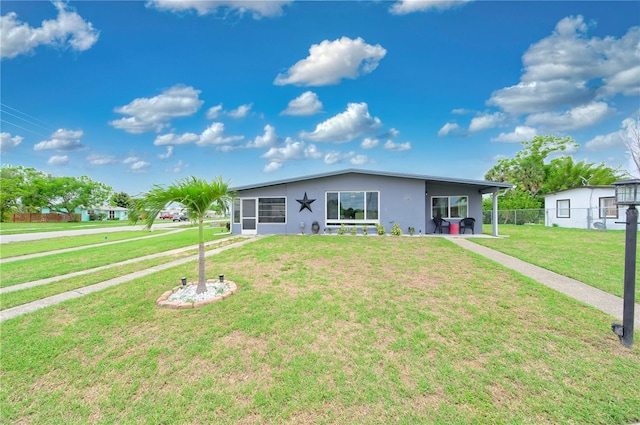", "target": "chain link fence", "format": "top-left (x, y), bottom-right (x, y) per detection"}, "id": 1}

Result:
top-left (483, 208), bottom-right (625, 231)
